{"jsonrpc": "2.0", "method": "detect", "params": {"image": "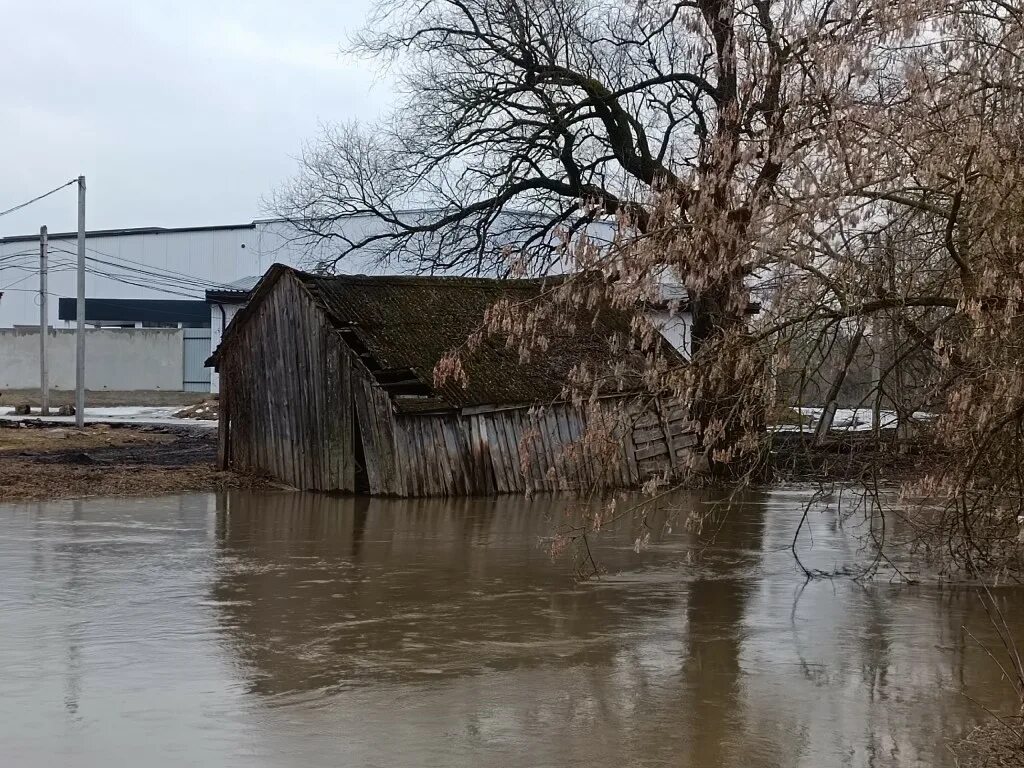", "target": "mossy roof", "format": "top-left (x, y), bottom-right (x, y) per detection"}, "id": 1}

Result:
top-left (214, 264), bottom-right (677, 412)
